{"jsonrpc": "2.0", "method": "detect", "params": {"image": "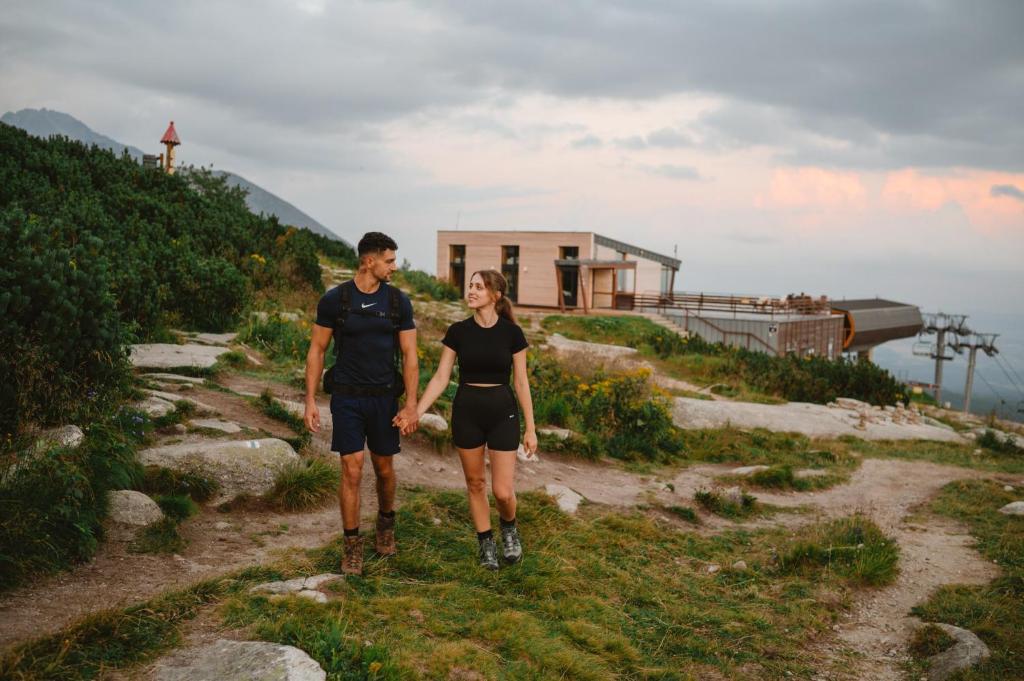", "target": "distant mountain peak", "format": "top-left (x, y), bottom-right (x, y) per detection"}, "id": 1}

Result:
top-left (1, 107), bottom-right (348, 245)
